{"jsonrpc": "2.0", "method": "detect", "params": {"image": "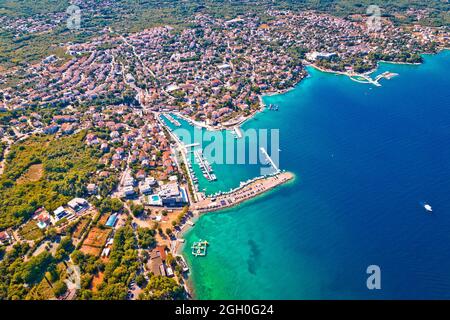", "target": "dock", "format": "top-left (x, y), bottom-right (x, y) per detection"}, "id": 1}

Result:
top-left (184, 143), bottom-right (200, 151)
top-left (194, 150), bottom-right (217, 181)
top-left (164, 113), bottom-right (181, 127)
top-left (260, 147), bottom-right (280, 173)
top-left (374, 71), bottom-right (398, 82)
top-left (350, 71), bottom-right (398, 87)
top-left (186, 158), bottom-right (200, 192)
top-left (234, 127), bottom-right (243, 139)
